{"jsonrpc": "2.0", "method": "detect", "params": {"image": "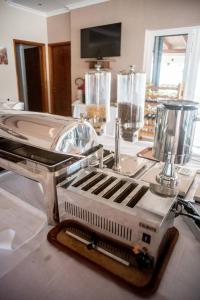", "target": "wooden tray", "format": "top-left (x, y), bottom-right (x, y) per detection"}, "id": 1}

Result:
top-left (194, 183), bottom-right (200, 202)
top-left (47, 220), bottom-right (179, 296)
top-left (137, 147), bottom-right (159, 162)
